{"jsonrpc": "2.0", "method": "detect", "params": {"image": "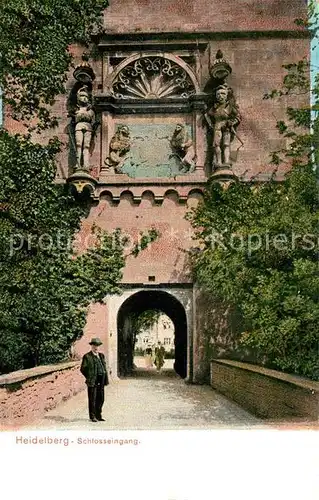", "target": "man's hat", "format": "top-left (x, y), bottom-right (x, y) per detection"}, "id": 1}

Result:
top-left (89, 337), bottom-right (103, 346)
